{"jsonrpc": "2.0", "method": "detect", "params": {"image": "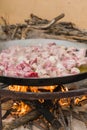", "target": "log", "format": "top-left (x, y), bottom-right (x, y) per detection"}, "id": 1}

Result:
top-left (3, 109), bottom-right (41, 130)
top-left (62, 110), bottom-right (87, 122)
top-left (58, 104), bottom-right (68, 130)
top-left (67, 115), bottom-right (72, 130)
top-left (1, 100), bottom-right (13, 110)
